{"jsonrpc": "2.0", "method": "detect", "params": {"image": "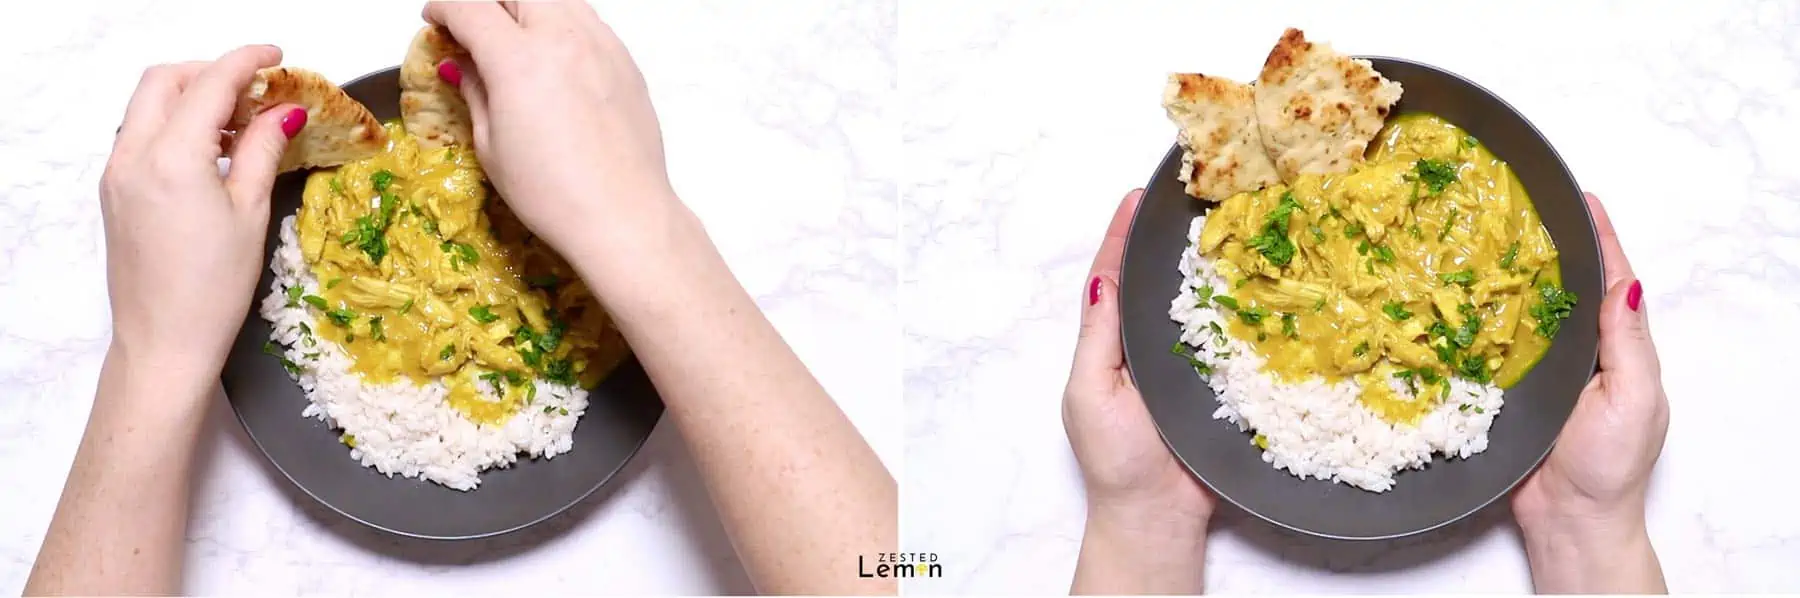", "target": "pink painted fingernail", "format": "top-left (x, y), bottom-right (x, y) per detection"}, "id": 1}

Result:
top-left (1088, 277), bottom-right (1102, 306)
top-left (1627, 280), bottom-right (1642, 312)
top-left (280, 108), bottom-right (307, 138)
top-left (438, 59), bottom-right (462, 87)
